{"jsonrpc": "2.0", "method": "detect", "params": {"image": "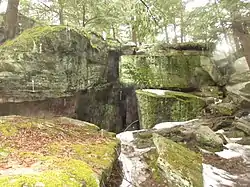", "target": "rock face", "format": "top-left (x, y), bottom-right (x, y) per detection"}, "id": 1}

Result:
top-left (0, 26), bottom-right (118, 100)
top-left (0, 25), bottom-right (139, 133)
top-left (120, 43), bottom-right (220, 90)
top-left (0, 116), bottom-right (120, 186)
top-left (233, 57), bottom-right (249, 74)
top-left (75, 83), bottom-right (139, 132)
top-left (136, 89), bottom-right (206, 129)
top-left (226, 71), bottom-right (250, 108)
top-left (153, 134), bottom-right (203, 187)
